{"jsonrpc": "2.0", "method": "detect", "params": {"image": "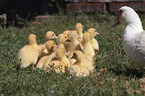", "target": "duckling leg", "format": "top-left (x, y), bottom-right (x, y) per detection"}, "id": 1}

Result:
top-left (32, 58), bottom-right (38, 68)
top-left (95, 52), bottom-right (102, 58)
top-left (32, 64), bottom-right (35, 68)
